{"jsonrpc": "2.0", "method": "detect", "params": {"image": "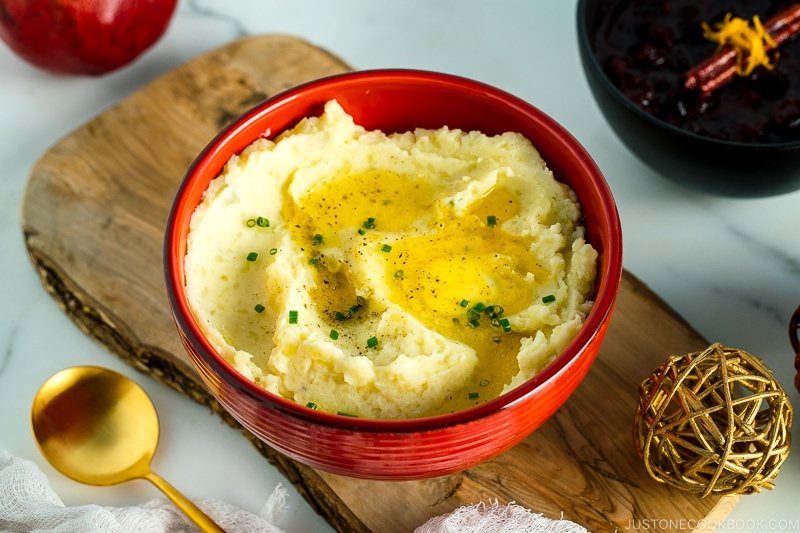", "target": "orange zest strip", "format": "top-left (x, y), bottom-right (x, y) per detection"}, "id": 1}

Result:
top-left (702, 14), bottom-right (778, 76)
